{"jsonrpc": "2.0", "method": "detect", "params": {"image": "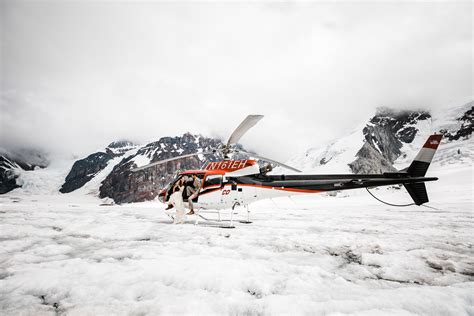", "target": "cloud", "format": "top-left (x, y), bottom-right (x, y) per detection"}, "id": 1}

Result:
top-left (1, 1), bottom-right (472, 160)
